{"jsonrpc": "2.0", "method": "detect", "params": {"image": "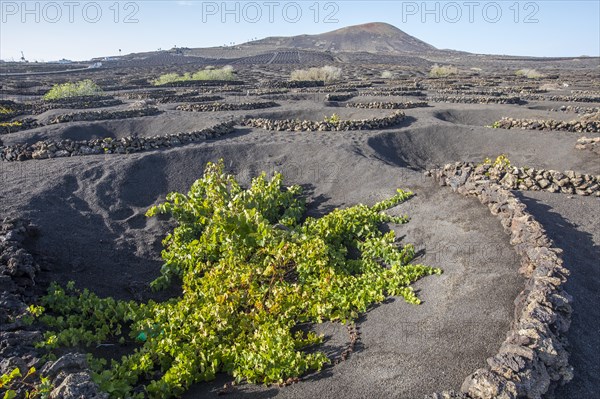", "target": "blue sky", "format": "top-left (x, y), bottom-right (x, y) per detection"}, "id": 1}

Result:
top-left (1, 1), bottom-right (599, 61)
